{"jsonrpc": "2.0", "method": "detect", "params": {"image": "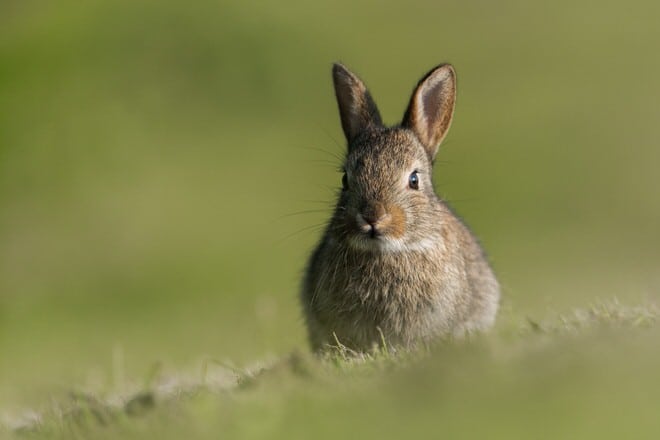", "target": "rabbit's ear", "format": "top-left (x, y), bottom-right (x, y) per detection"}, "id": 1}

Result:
top-left (333, 63), bottom-right (382, 145)
top-left (402, 64), bottom-right (456, 160)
